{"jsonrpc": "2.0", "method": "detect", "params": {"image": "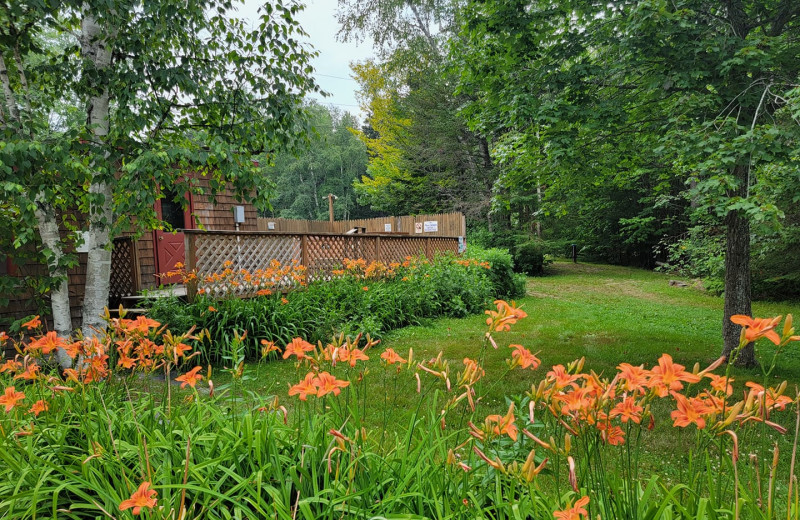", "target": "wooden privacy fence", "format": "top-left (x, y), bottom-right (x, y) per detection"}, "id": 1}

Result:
top-left (257, 212), bottom-right (466, 237)
top-left (183, 230), bottom-right (459, 299)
